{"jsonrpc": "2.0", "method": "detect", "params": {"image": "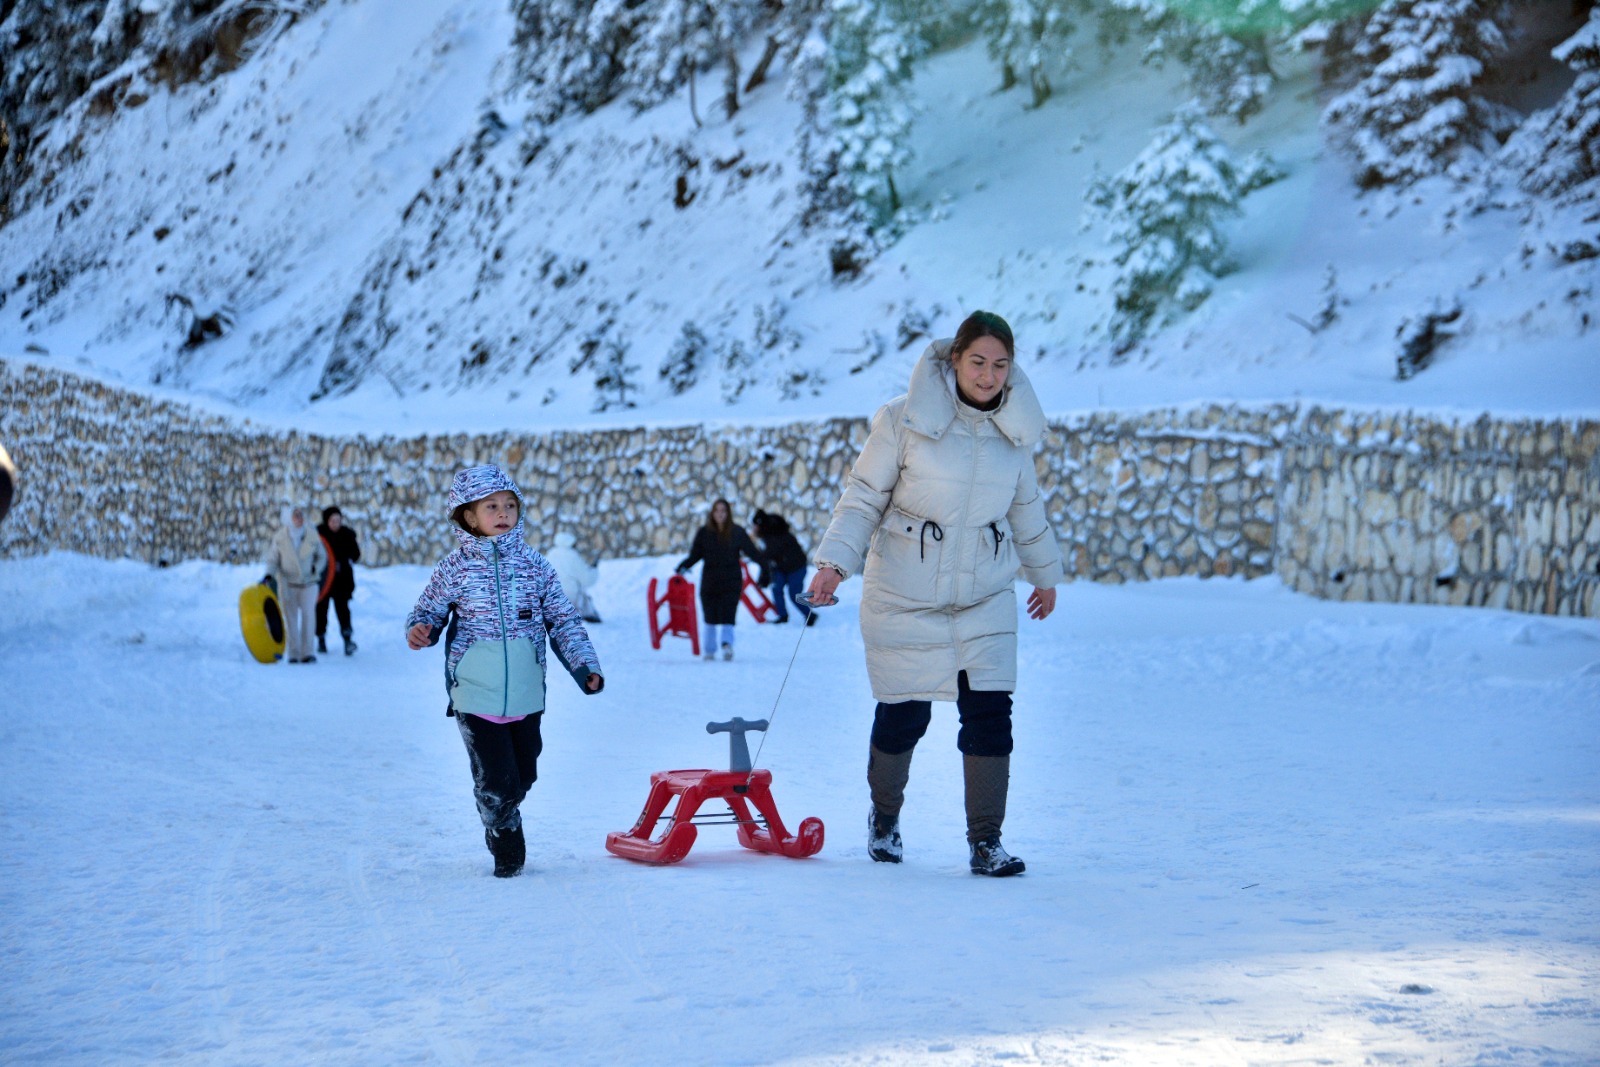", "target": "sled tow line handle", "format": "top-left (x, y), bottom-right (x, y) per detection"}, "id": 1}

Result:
top-left (744, 591), bottom-right (829, 789)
